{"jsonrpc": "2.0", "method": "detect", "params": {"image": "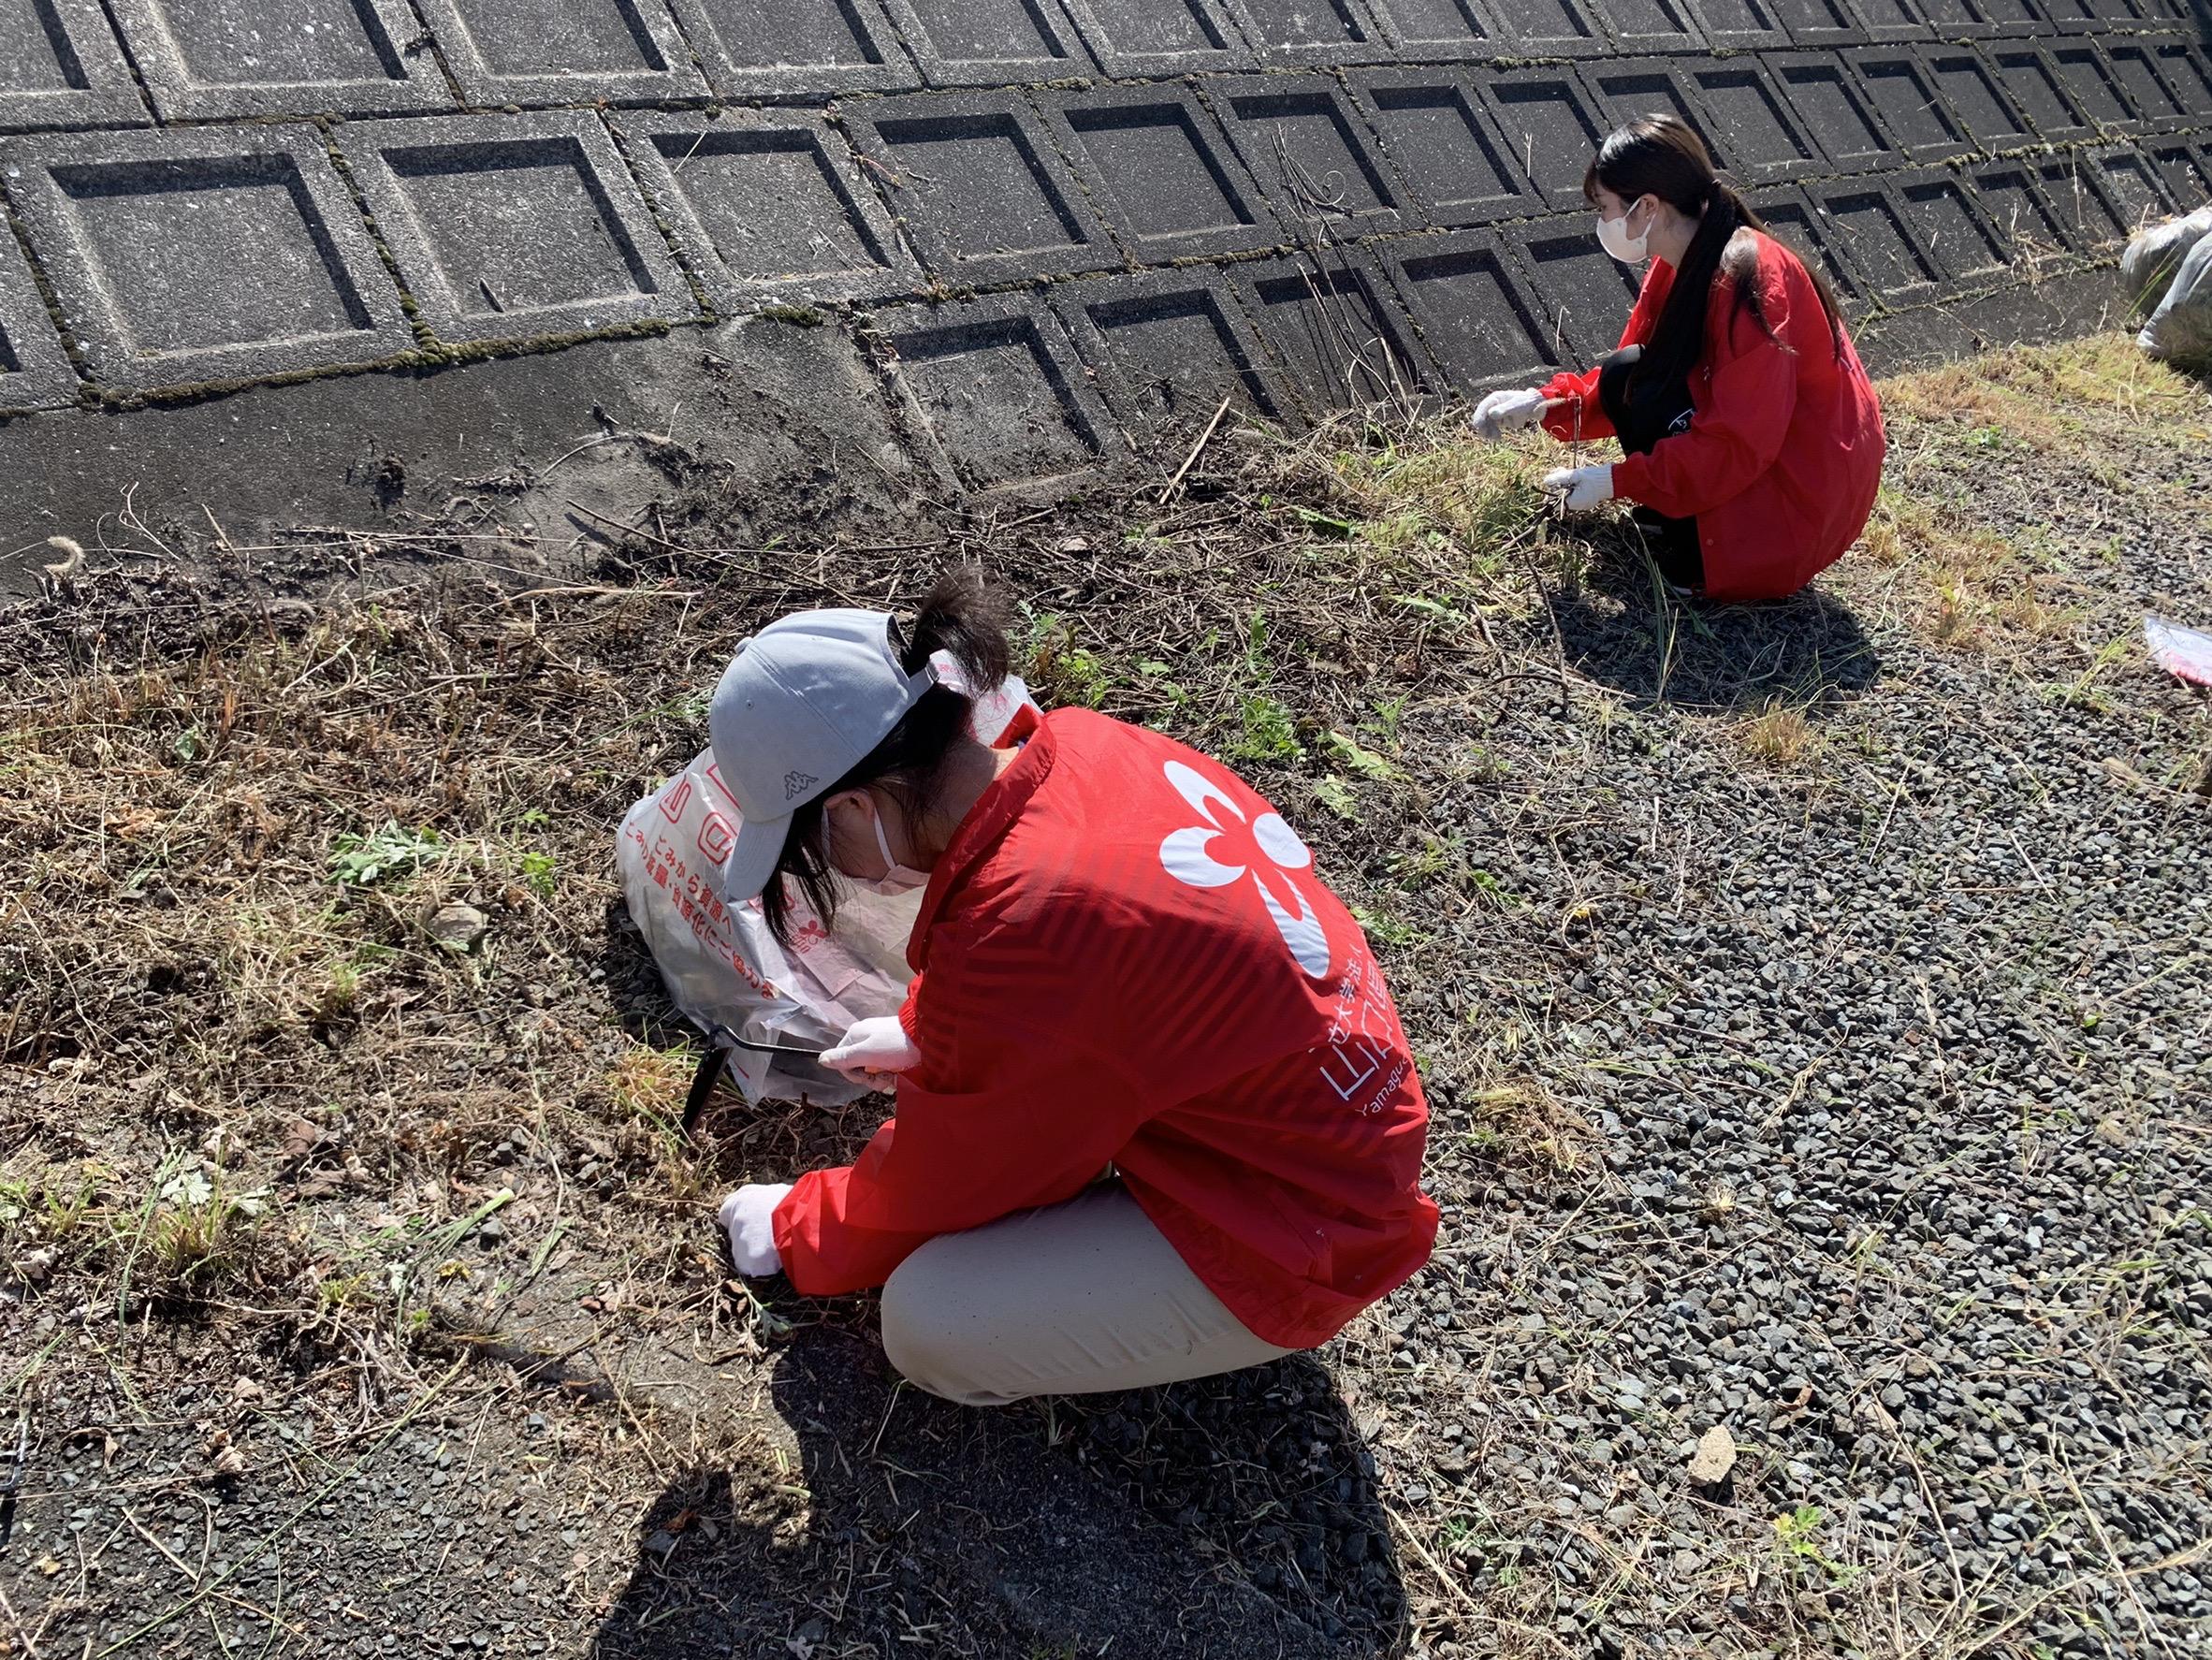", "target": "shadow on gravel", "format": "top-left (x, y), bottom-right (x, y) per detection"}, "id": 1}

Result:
top-left (588, 1328), bottom-right (1405, 1660)
top-left (1549, 541), bottom-right (1881, 715)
